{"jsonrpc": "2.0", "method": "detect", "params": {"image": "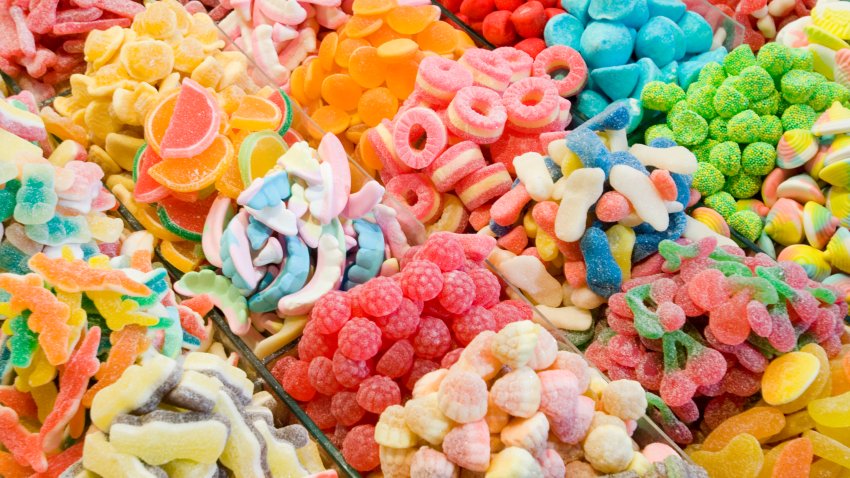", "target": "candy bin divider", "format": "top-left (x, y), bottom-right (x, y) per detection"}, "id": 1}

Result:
top-left (428, 0), bottom-right (496, 49)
